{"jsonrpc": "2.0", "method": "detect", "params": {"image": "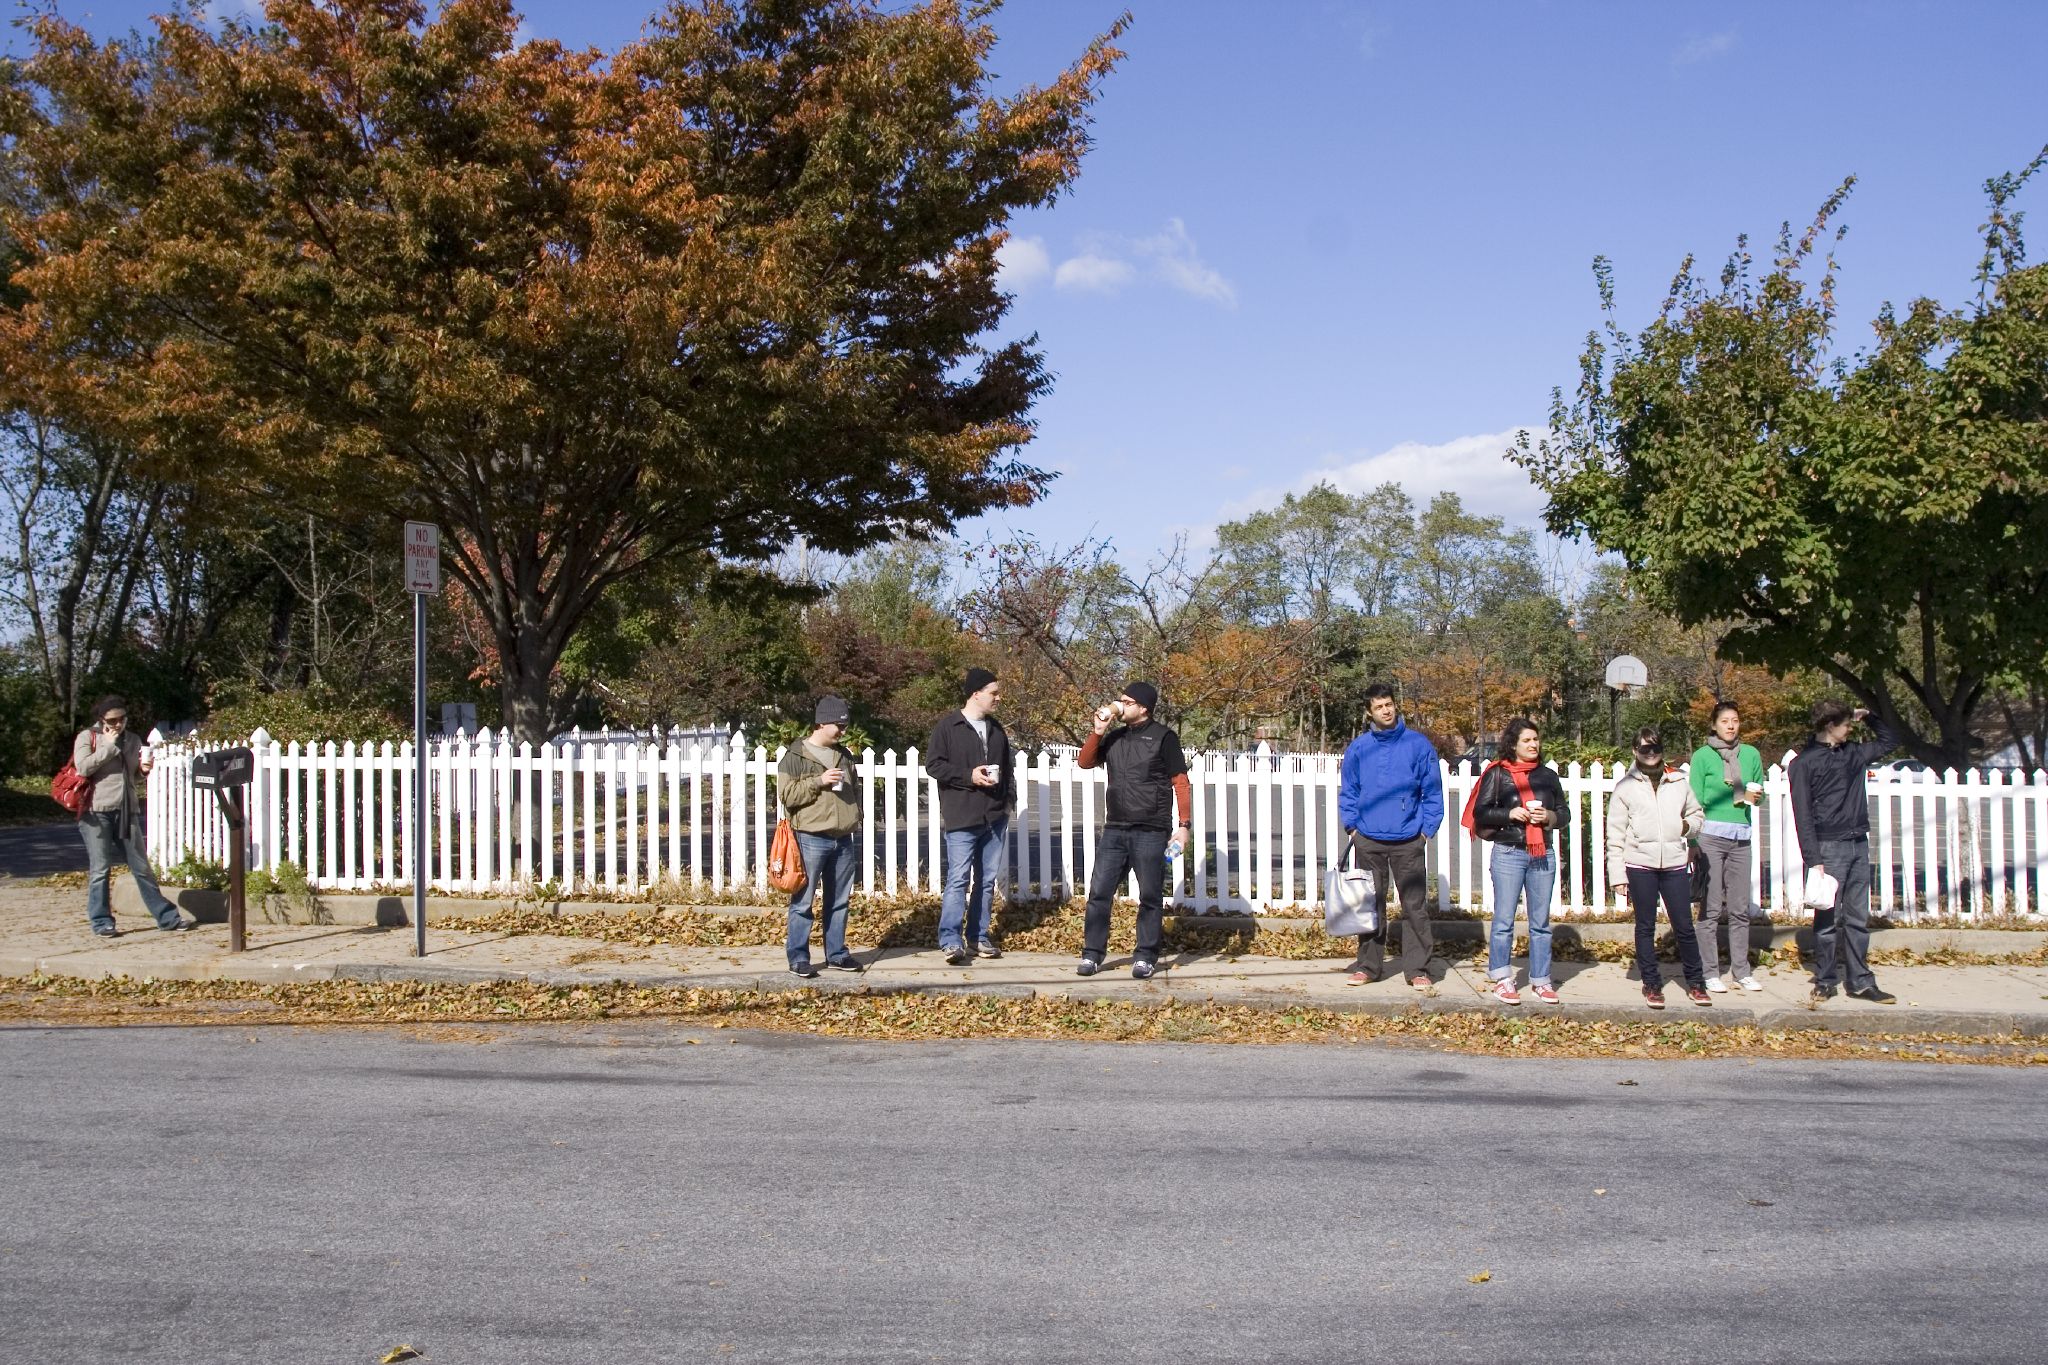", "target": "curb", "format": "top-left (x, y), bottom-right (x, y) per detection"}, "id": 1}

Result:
top-left (5, 951), bottom-right (2041, 1041)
